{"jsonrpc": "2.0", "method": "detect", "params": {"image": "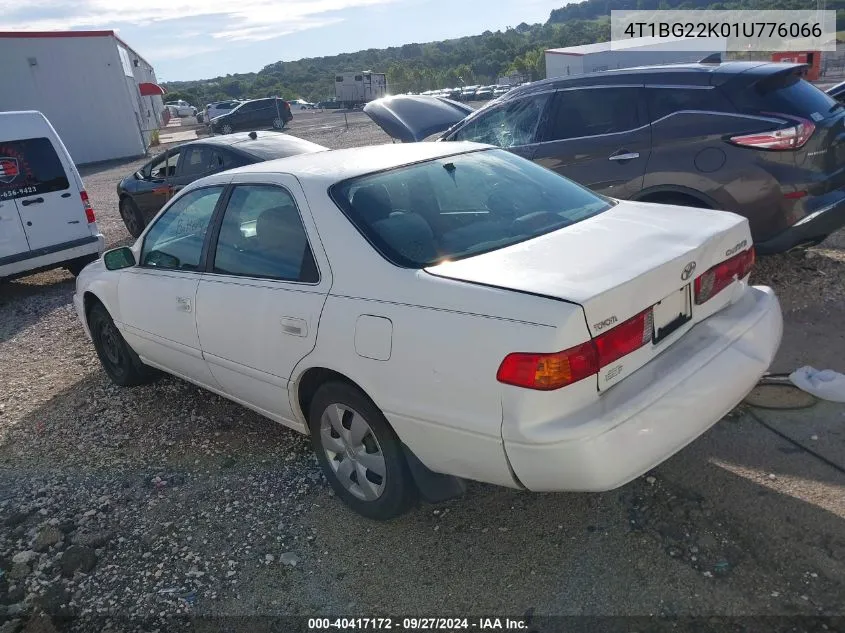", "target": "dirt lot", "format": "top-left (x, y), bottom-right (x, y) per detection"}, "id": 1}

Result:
top-left (1, 112), bottom-right (845, 632)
